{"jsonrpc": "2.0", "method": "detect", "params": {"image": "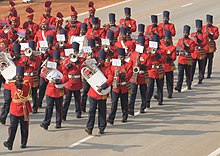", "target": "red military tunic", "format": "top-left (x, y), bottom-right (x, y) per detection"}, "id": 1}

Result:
top-left (86, 28), bottom-right (106, 40)
top-left (158, 22), bottom-right (176, 37)
top-left (45, 63), bottom-right (68, 98)
top-left (202, 25), bottom-right (219, 53)
top-left (111, 62), bottom-right (132, 94)
top-left (119, 18), bottom-right (137, 33)
top-left (63, 57), bottom-right (85, 91)
top-left (148, 47), bottom-right (166, 79)
top-left (39, 15), bottom-right (56, 26)
top-left (34, 30), bottom-right (56, 47)
top-left (7, 27), bottom-right (19, 42)
top-left (26, 22), bottom-right (39, 40)
top-left (66, 21), bottom-right (82, 37)
top-left (104, 25), bottom-right (120, 39)
top-left (145, 25), bottom-right (163, 39)
top-left (88, 64), bottom-right (113, 100)
top-left (115, 39), bottom-right (135, 56)
top-left (129, 51), bottom-right (151, 84)
top-left (176, 38), bottom-right (195, 65)
top-left (190, 32), bottom-right (208, 60)
top-left (160, 43), bottom-right (177, 72)
top-left (9, 80), bottom-right (32, 117)
top-left (84, 17), bottom-right (101, 29)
